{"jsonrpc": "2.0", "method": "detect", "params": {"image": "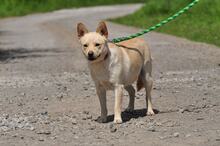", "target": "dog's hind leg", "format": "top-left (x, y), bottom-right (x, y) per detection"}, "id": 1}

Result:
top-left (141, 61), bottom-right (155, 116)
top-left (125, 85), bottom-right (135, 112)
top-left (144, 75), bottom-right (154, 116)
